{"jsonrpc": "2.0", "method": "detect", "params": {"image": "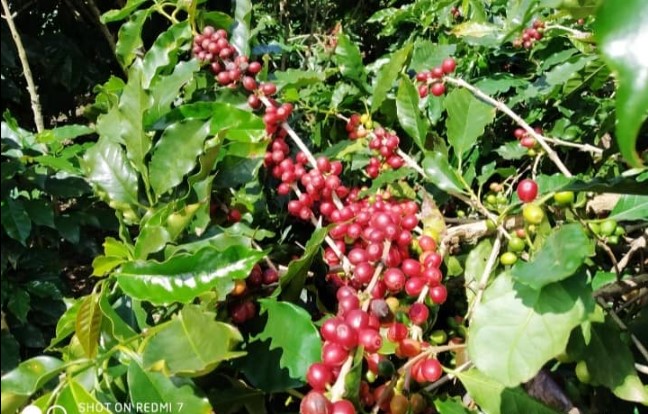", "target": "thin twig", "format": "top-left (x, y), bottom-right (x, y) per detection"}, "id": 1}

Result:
top-left (424, 360), bottom-right (473, 392)
top-left (444, 77), bottom-right (574, 177)
top-left (465, 235), bottom-right (502, 320)
top-left (1, 0), bottom-right (44, 132)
